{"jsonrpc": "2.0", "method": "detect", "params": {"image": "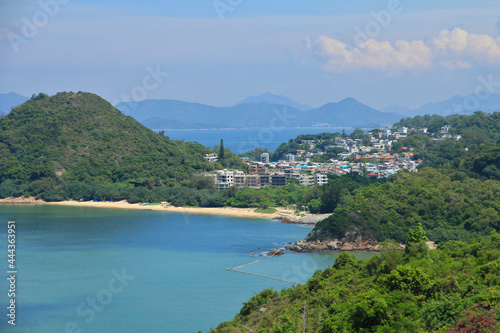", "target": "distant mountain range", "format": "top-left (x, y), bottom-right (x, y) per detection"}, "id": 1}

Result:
top-left (237, 92), bottom-right (313, 111)
top-left (3, 91), bottom-right (500, 129)
top-left (0, 92), bottom-right (29, 114)
top-left (383, 93), bottom-right (500, 117)
top-left (116, 93), bottom-right (401, 129)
